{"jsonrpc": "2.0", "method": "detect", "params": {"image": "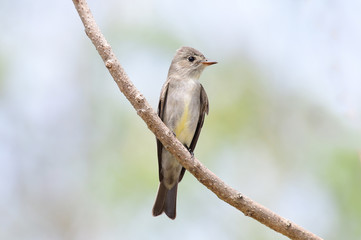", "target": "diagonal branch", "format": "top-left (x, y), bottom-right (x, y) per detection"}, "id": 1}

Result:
top-left (71, 1), bottom-right (323, 239)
